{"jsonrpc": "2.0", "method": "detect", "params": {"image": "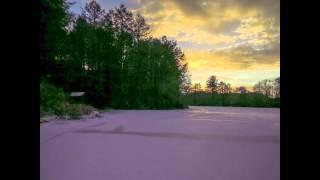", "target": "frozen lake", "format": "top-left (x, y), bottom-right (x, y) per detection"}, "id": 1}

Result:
top-left (41, 106), bottom-right (280, 180)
